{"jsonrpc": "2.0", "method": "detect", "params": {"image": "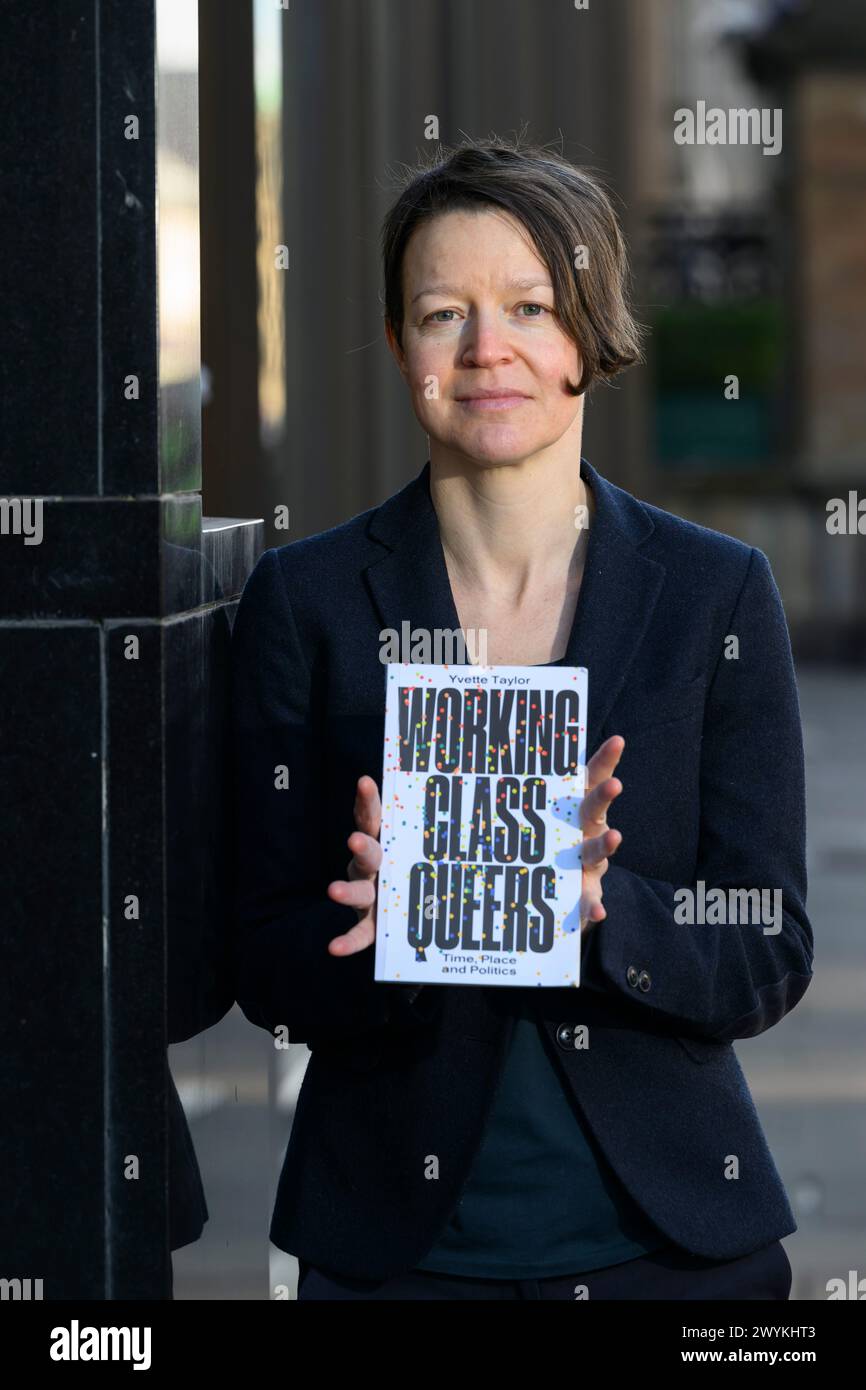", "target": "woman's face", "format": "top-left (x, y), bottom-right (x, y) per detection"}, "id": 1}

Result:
top-left (386, 208), bottom-right (584, 468)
